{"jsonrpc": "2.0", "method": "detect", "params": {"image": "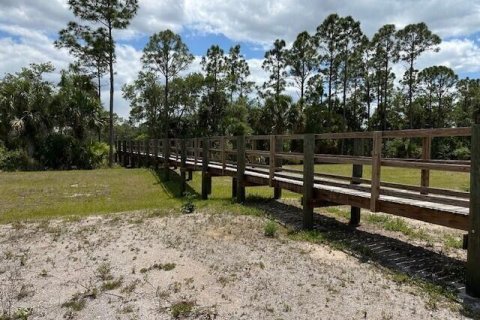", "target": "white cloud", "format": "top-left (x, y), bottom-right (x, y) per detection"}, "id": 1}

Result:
top-left (418, 39), bottom-right (480, 75)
